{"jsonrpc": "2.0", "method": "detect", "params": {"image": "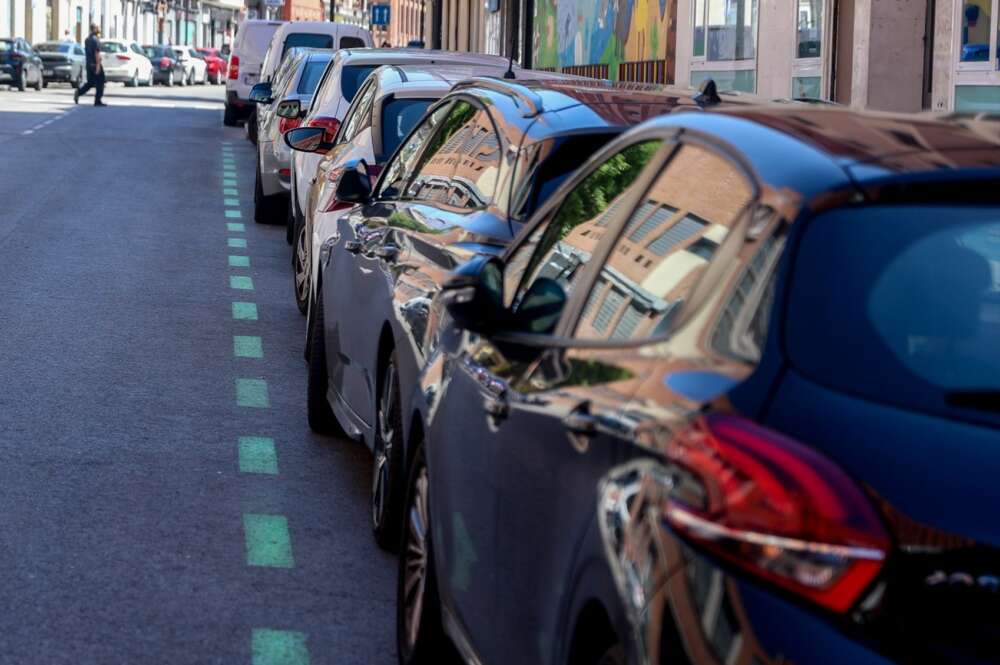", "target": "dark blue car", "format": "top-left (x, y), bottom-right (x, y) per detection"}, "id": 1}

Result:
top-left (397, 105), bottom-right (1000, 665)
